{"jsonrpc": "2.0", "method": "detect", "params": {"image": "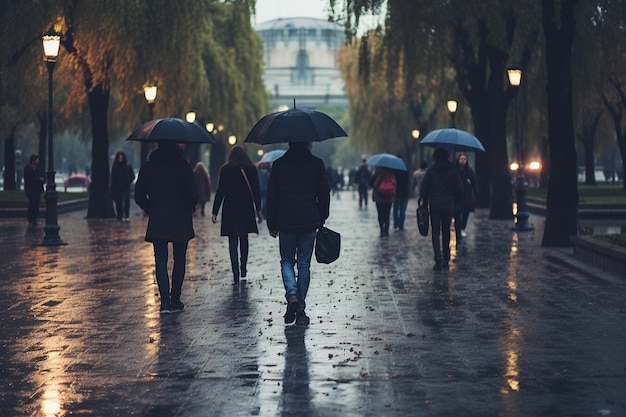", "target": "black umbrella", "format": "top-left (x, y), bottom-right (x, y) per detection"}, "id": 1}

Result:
top-left (244, 102), bottom-right (347, 145)
top-left (126, 118), bottom-right (216, 144)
